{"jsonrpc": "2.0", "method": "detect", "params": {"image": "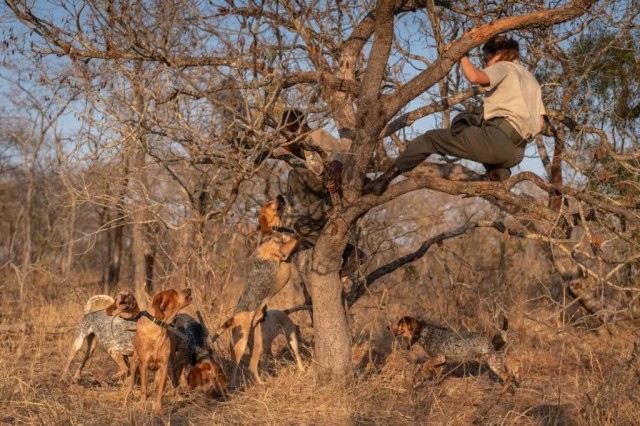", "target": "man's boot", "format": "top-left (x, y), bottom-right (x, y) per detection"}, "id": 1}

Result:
top-left (486, 167), bottom-right (511, 182)
top-left (363, 165), bottom-right (402, 196)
